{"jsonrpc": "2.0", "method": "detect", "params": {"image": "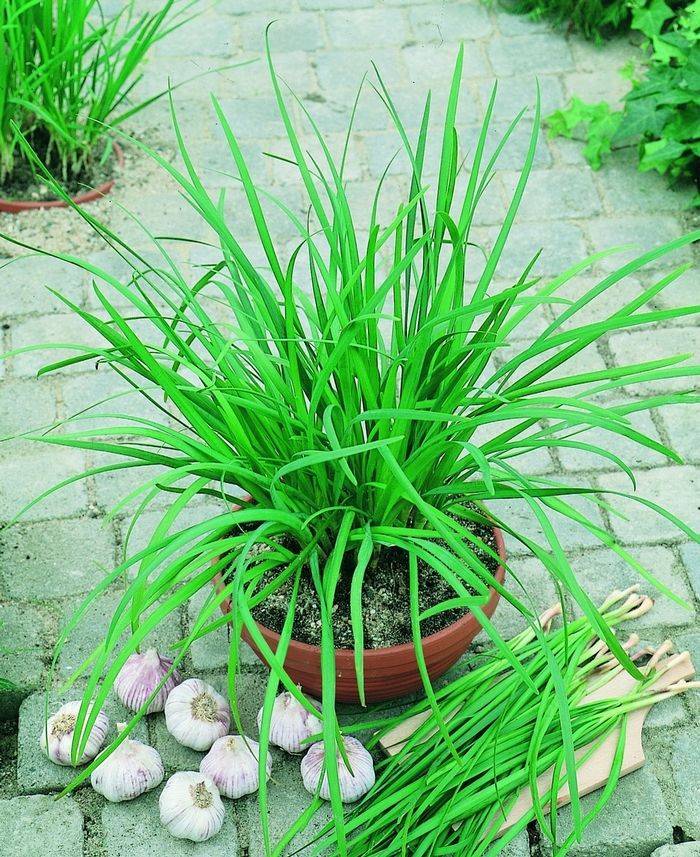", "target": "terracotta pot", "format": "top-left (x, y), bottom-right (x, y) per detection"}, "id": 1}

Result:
top-left (214, 523), bottom-right (507, 705)
top-left (0, 141), bottom-right (124, 213)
